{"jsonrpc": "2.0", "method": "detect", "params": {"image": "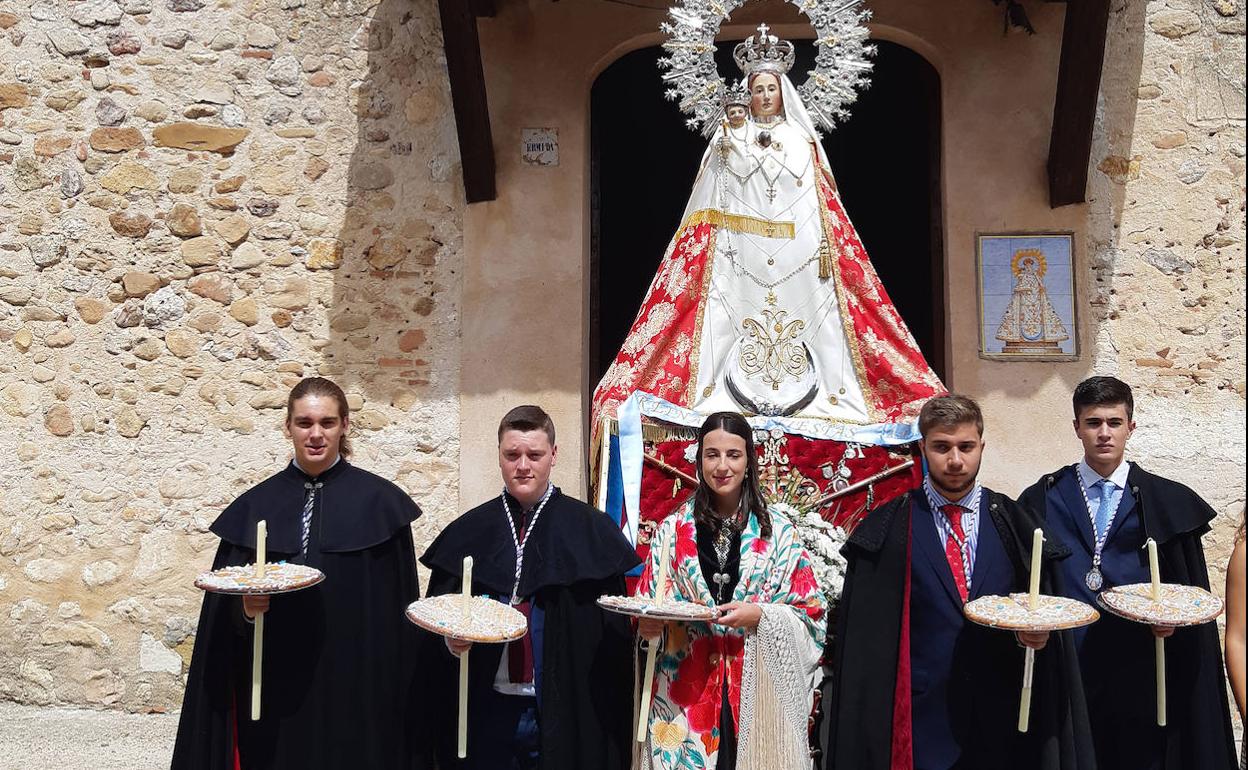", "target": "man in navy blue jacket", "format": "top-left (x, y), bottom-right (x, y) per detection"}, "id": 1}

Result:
top-left (826, 394), bottom-right (1093, 770)
top-left (1019, 376), bottom-right (1236, 770)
